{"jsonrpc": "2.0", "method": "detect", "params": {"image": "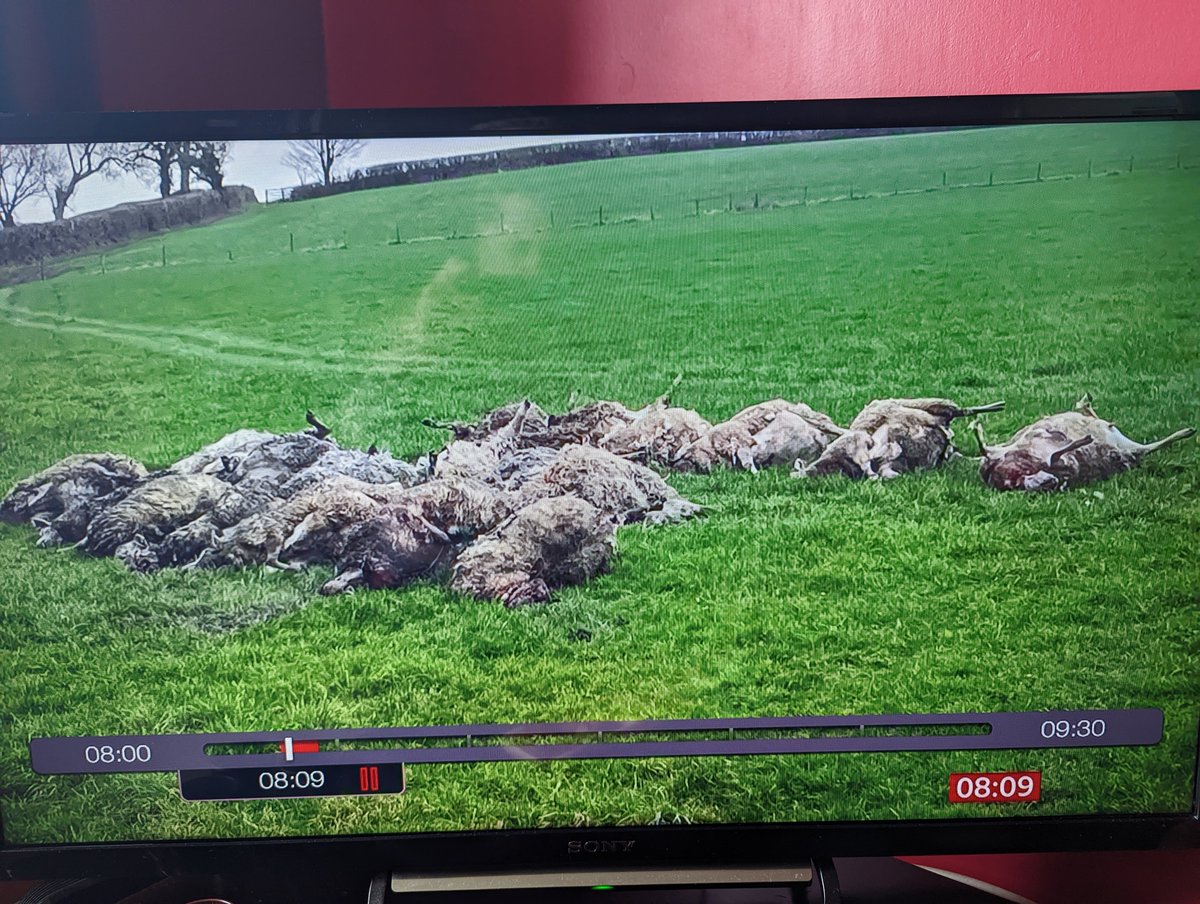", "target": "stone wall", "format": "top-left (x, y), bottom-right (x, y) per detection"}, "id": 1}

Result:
top-left (0, 186), bottom-right (258, 269)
